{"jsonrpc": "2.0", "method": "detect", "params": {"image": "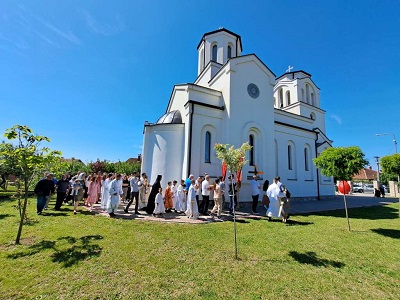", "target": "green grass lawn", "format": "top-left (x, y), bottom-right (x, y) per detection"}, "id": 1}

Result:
top-left (0, 197), bottom-right (399, 300)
